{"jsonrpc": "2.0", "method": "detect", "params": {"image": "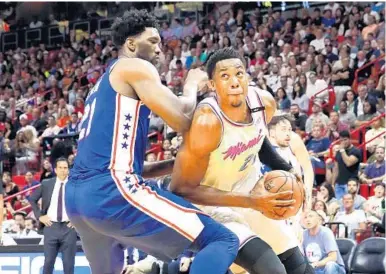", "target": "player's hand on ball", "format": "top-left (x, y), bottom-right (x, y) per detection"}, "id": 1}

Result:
top-left (249, 177), bottom-right (295, 214)
top-left (250, 191), bottom-right (295, 214)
